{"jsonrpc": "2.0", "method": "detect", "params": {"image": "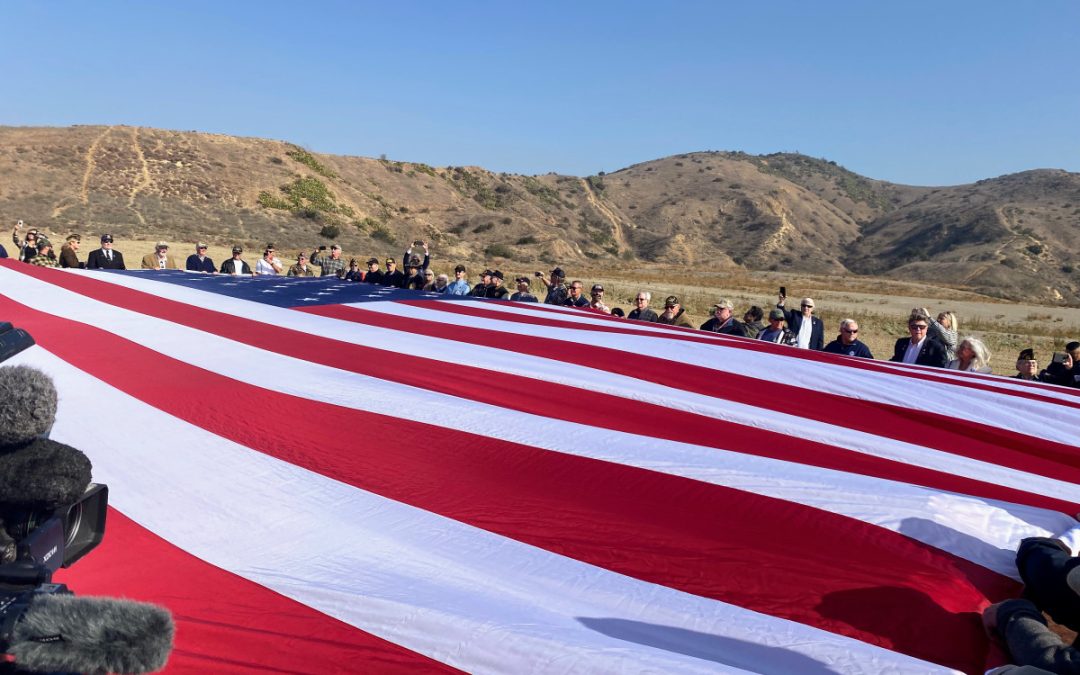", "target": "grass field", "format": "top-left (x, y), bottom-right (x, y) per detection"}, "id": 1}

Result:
top-left (105, 237), bottom-right (1080, 377)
